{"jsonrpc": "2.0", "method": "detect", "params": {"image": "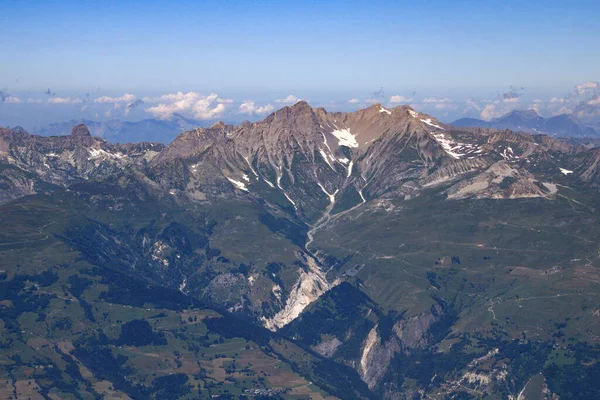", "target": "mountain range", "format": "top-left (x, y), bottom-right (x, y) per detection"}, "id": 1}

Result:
top-left (31, 113), bottom-right (205, 144)
top-left (453, 109), bottom-right (599, 137)
top-left (1, 102), bottom-right (599, 399)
